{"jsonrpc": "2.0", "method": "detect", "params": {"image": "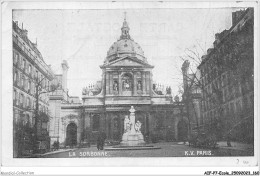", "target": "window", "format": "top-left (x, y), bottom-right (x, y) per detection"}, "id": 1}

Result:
top-left (14, 71), bottom-right (18, 82)
top-left (17, 93), bottom-right (20, 106)
top-left (23, 95), bottom-right (26, 107)
top-left (26, 97), bottom-right (30, 108)
top-left (28, 65), bottom-right (32, 74)
top-left (35, 70), bottom-right (38, 80)
top-left (28, 81), bottom-right (31, 93)
top-left (40, 75), bottom-right (43, 87)
top-left (43, 78), bottom-right (46, 89)
top-left (20, 93), bottom-right (24, 107)
top-left (47, 81), bottom-right (49, 91)
top-left (32, 101), bottom-right (35, 109)
top-left (31, 82), bottom-right (34, 94)
top-left (92, 114), bottom-right (100, 131)
top-left (21, 76), bottom-right (24, 88)
top-left (13, 89), bottom-right (16, 101)
top-left (13, 52), bottom-right (18, 64)
top-left (22, 59), bottom-right (26, 69)
top-left (42, 122), bottom-right (47, 129)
